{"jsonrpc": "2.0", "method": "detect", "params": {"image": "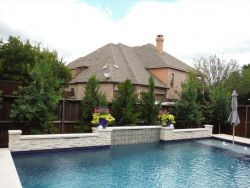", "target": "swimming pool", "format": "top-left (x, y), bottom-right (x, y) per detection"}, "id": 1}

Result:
top-left (13, 139), bottom-right (250, 188)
